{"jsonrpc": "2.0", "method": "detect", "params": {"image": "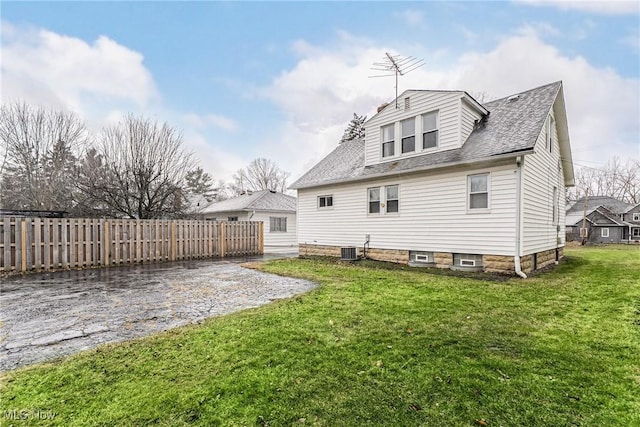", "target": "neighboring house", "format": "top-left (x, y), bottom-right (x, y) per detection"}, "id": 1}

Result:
top-left (290, 81), bottom-right (574, 276)
top-left (565, 196), bottom-right (640, 243)
top-left (200, 190), bottom-right (297, 252)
